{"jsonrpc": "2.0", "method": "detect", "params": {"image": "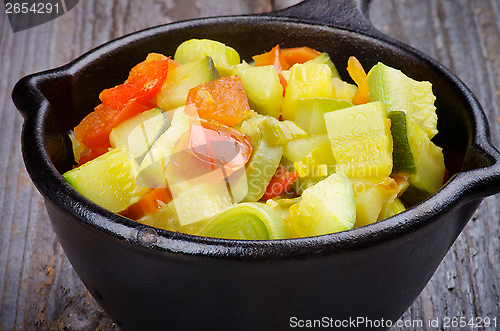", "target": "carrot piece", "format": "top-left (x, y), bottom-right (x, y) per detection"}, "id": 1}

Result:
top-left (346, 56), bottom-right (370, 105)
top-left (122, 187), bottom-right (173, 220)
top-left (253, 45), bottom-right (289, 93)
top-left (281, 46), bottom-right (322, 66)
top-left (76, 146), bottom-right (109, 166)
top-left (74, 99), bottom-right (152, 149)
top-left (186, 76), bottom-right (255, 127)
